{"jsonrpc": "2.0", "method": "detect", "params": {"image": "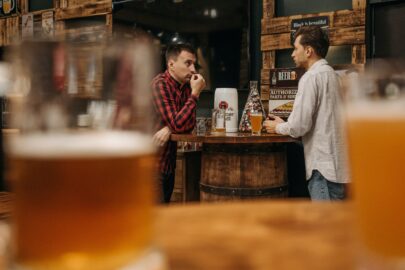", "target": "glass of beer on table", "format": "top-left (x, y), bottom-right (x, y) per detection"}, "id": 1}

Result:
top-left (5, 39), bottom-right (165, 270)
top-left (249, 110), bottom-right (263, 136)
top-left (344, 61), bottom-right (405, 269)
